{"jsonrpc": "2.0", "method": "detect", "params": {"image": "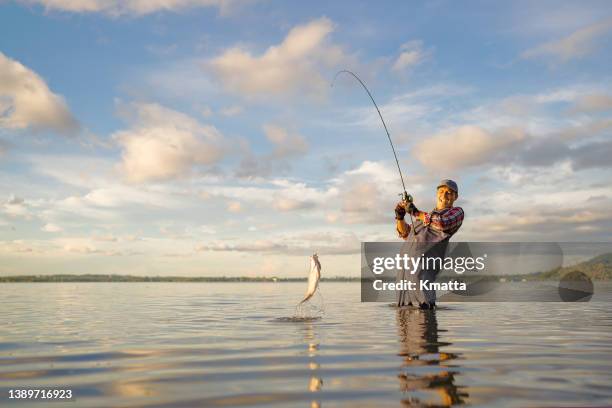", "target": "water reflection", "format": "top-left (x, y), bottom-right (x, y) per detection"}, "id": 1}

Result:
top-left (4, 283), bottom-right (611, 407)
top-left (301, 322), bottom-right (323, 408)
top-left (396, 308), bottom-right (468, 406)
